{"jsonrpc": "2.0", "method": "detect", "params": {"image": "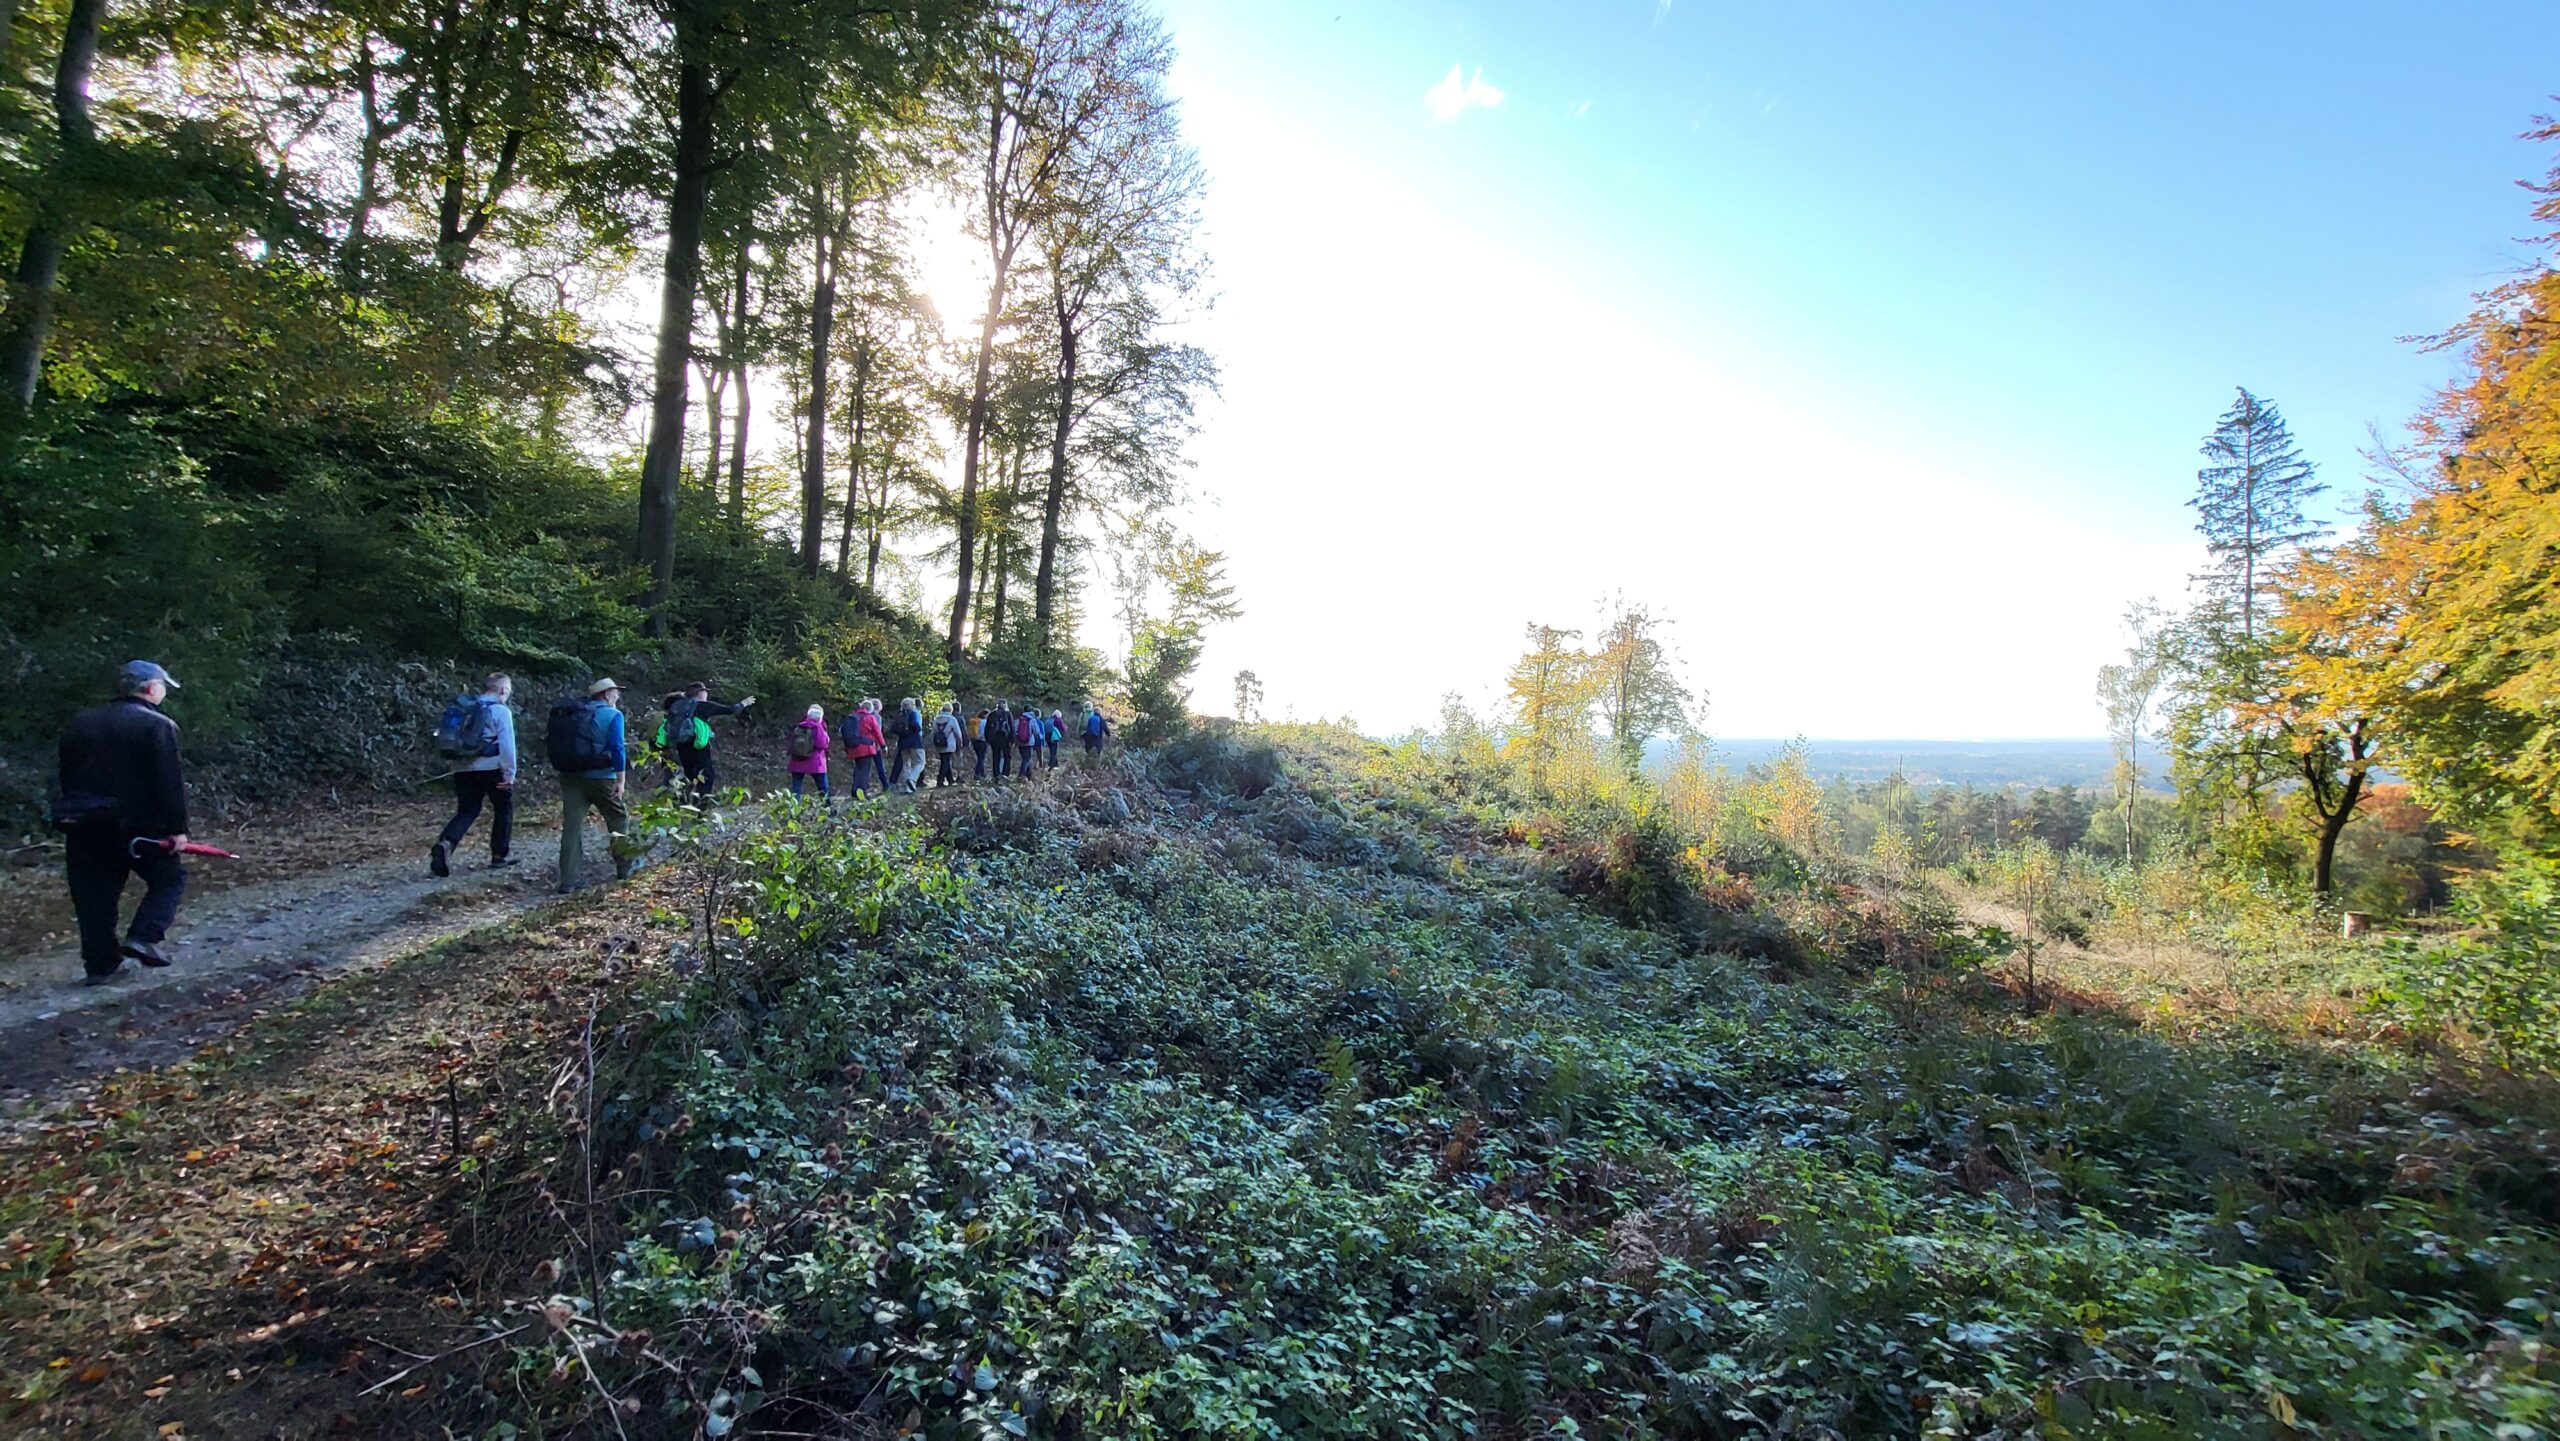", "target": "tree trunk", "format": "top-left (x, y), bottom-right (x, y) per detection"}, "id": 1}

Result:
top-left (0, 0), bottom-right (106, 416)
top-left (948, 85), bottom-right (1014, 667)
top-left (725, 206), bottom-right (752, 524)
top-left (1033, 294), bottom-right (1077, 649)
top-left (798, 183), bottom-right (834, 577)
top-left (837, 339), bottom-right (870, 583)
top-left (700, 362), bottom-right (726, 494)
top-left (342, 41), bottom-right (386, 281)
top-left (2309, 729), bottom-right (2371, 896)
top-left (0, 0), bottom-right (23, 74)
top-left (969, 526), bottom-right (995, 649)
top-left (633, 25), bottom-right (716, 633)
